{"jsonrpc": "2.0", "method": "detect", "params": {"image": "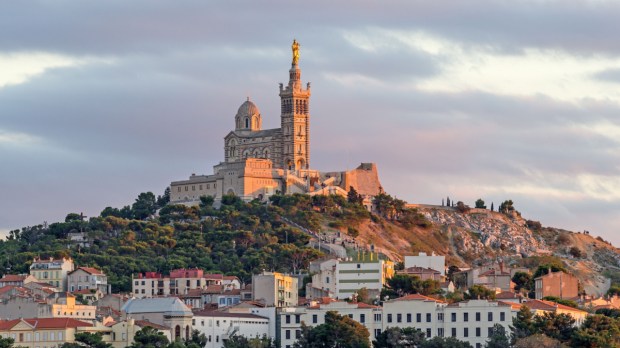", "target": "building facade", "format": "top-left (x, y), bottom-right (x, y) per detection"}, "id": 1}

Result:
top-left (252, 272), bottom-right (298, 308)
top-left (535, 271), bottom-right (579, 300)
top-left (192, 310), bottom-right (270, 348)
top-left (308, 255), bottom-right (394, 300)
top-left (68, 267), bottom-right (109, 294)
top-left (29, 257), bottom-right (74, 291)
